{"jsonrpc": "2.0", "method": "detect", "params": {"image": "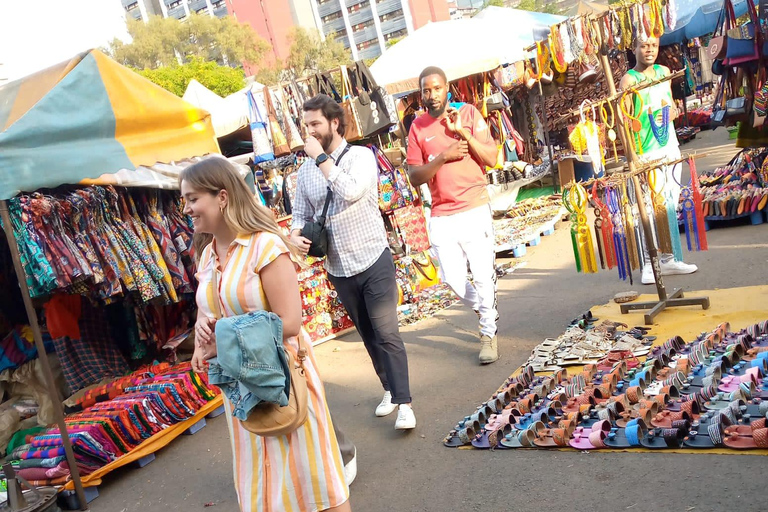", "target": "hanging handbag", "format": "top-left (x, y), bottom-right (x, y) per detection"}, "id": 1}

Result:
top-left (496, 62), bottom-right (525, 89)
top-left (264, 88), bottom-right (291, 157)
top-left (247, 90), bottom-right (275, 164)
top-left (300, 145), bottom-right (352, 257)
top-left (208, 243), bottom-right (308, 437)
top-left (338, 67), bottom-right (364, 142)
top-left (725, 0), bottom-right (760, 65)
top-left (355, 61), bottom-right (398, 129)
top-left (276, 88), bottom-right (304, 152)
top-left (391, 204), bottom-right (430, 253)
top-left (410, 252), bottom-right (440, 291)
top-left (706, 1), bottom-right (729, 61)
top-left (349, 62), bottom-right (393, 137)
